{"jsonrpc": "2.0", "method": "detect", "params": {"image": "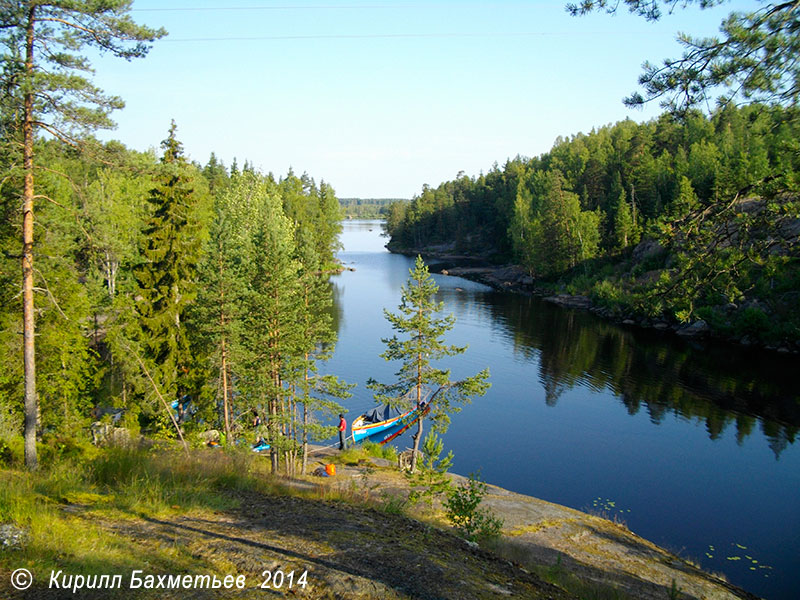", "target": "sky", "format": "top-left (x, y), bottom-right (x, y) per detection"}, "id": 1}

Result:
top-left (89, 0), bottom-right (753, 198)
